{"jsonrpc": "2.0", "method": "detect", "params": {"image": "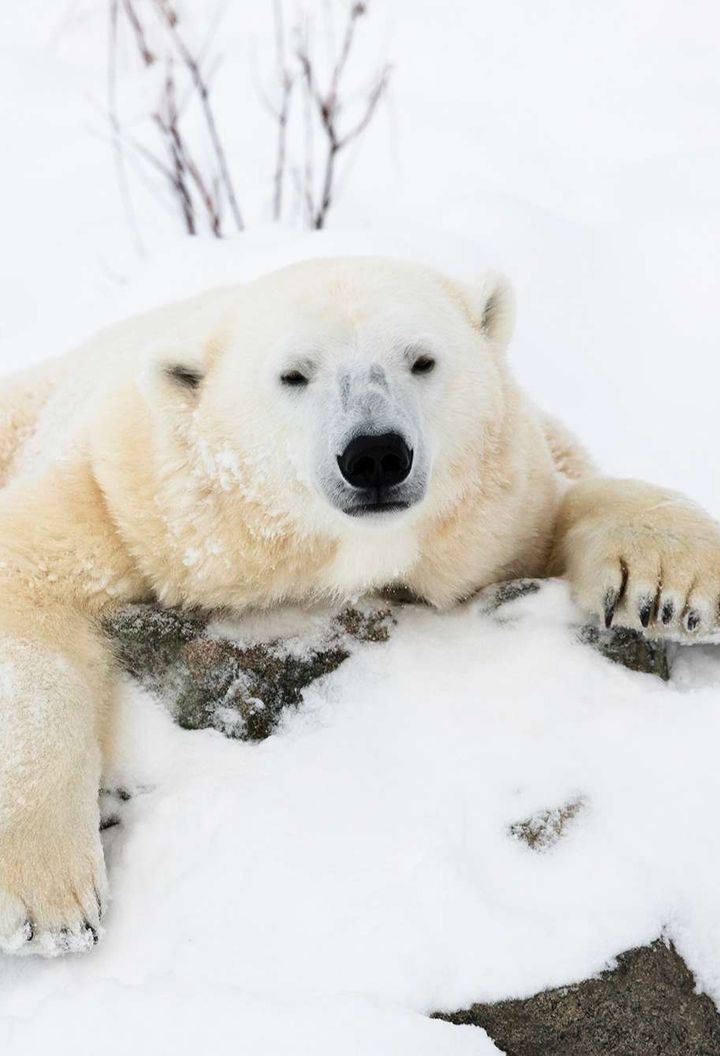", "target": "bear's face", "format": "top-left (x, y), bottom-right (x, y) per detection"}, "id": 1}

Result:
top-left (155, 258), bottom-right (514, 546)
